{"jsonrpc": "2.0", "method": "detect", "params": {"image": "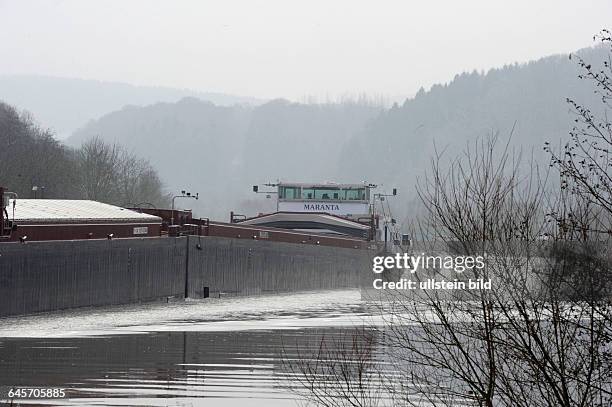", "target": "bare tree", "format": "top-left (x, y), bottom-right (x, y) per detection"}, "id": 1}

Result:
top-left (1, 107), bottom-right (170, 207)
top-left (545, 30), bottom-right (612, 237)
top-left (77, 136), bottom-right (170, 207)
top-left (282, 329), bottom-right (385, 407)
top-left (284, 33), bottom-right (612, 407)
top-left (0, 102), bottom-right (79, 198)
top-left (285, 131), bottom-right (610, 406)
top-left (77, 136), bottom-right (121, 202)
